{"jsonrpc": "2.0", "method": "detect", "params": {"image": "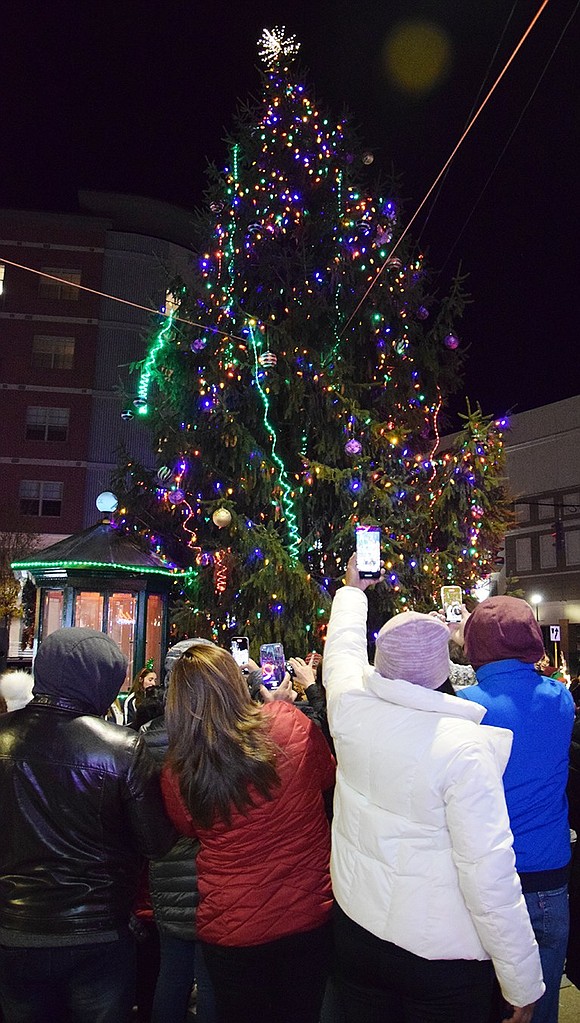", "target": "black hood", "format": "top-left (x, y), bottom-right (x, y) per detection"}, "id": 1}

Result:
top-left (33, 627), bottom-right (128, 716)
